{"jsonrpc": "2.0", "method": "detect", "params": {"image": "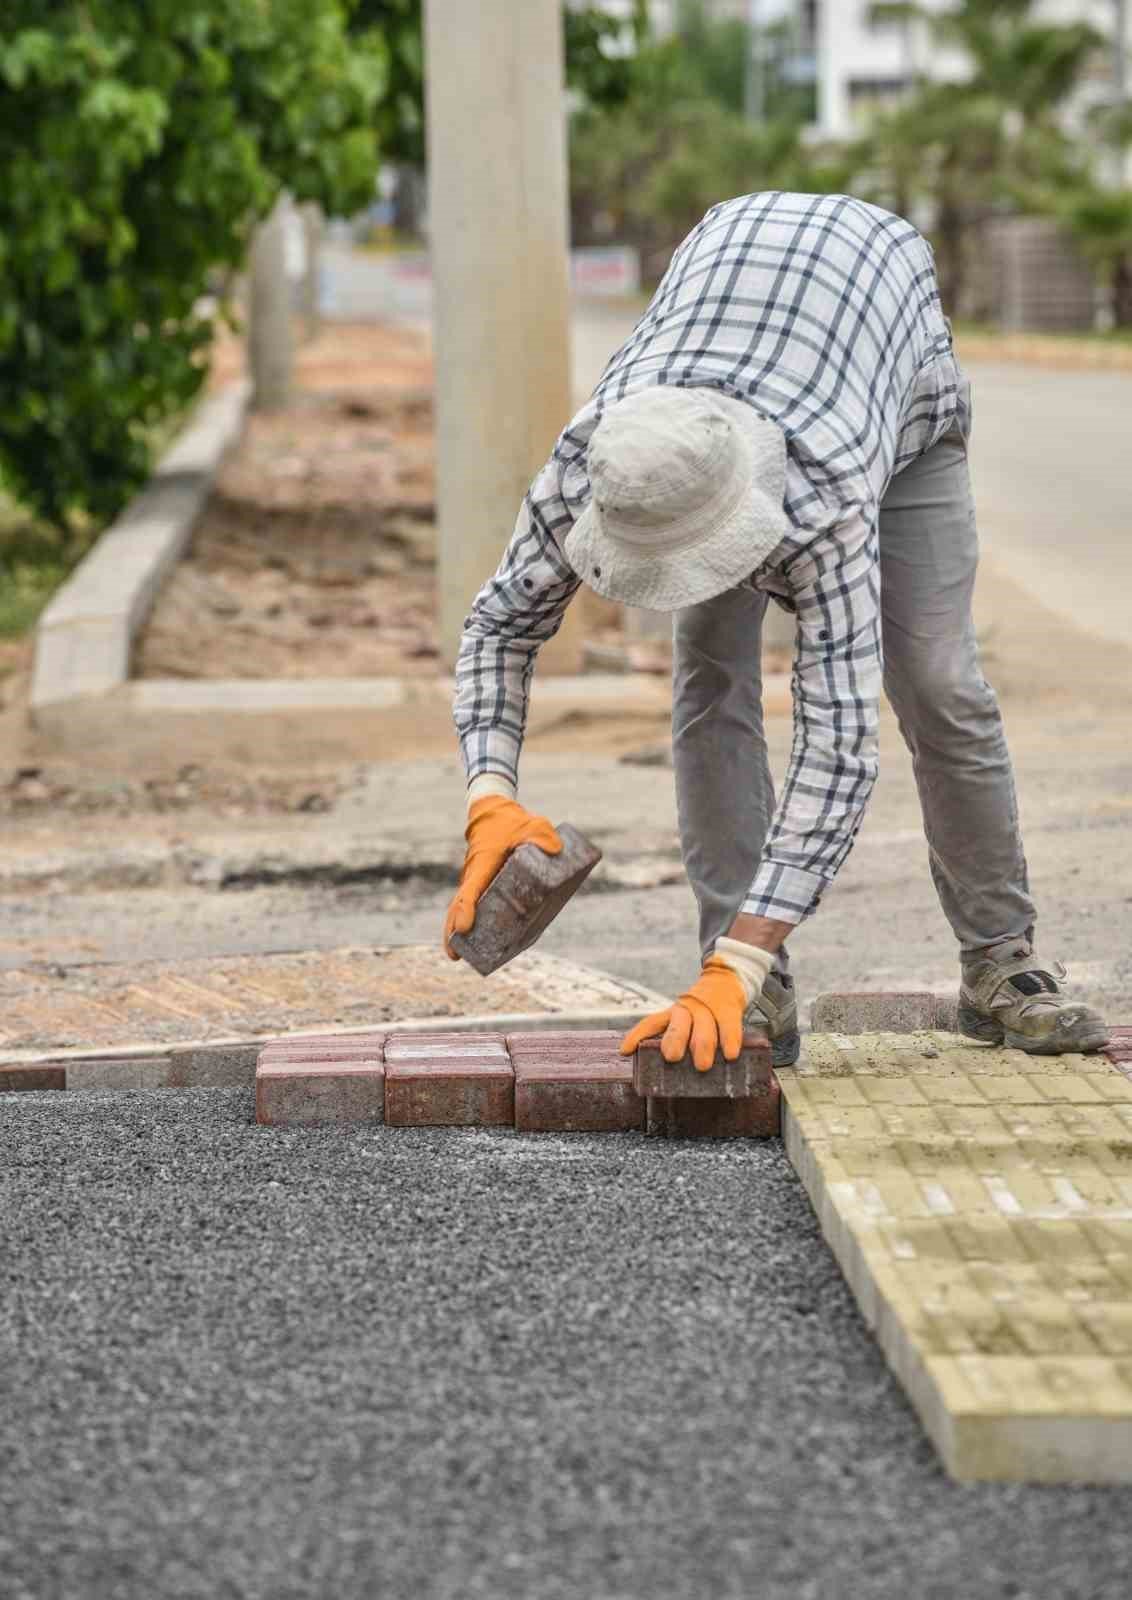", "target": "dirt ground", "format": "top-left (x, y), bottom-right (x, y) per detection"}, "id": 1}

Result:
top-left (1, 317), bottom-right (1126, 831)
top-left (139, 325), bottom-right (442, 681)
